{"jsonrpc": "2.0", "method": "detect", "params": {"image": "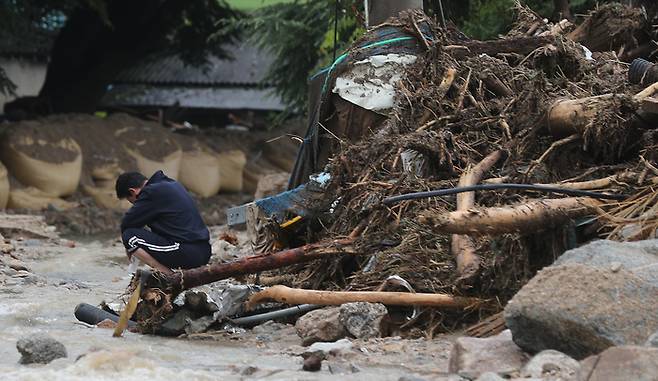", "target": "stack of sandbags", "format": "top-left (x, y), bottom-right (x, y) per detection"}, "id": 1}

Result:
top-left (0, 162), bottom-right (9, 209)
top-left (177, 136), bottom-right (222, 198)
top-left (217, 150), bottom-right (247, 193)
top-left (109, 113), bottom-right (182, 180)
